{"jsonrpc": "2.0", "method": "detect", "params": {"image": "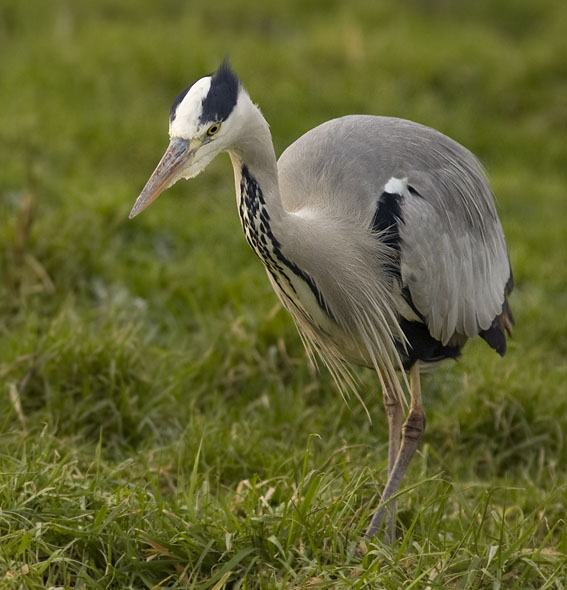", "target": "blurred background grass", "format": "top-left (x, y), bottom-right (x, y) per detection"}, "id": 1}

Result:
top-left (1, 0), bottom-right (566, 587)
